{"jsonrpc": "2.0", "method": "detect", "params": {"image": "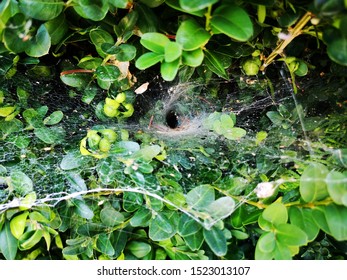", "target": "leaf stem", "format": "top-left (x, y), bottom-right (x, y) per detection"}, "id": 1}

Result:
top-left (205, 5), bottom-right (213, 32)
top-left (260, 11), bottom-right (313, 72)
